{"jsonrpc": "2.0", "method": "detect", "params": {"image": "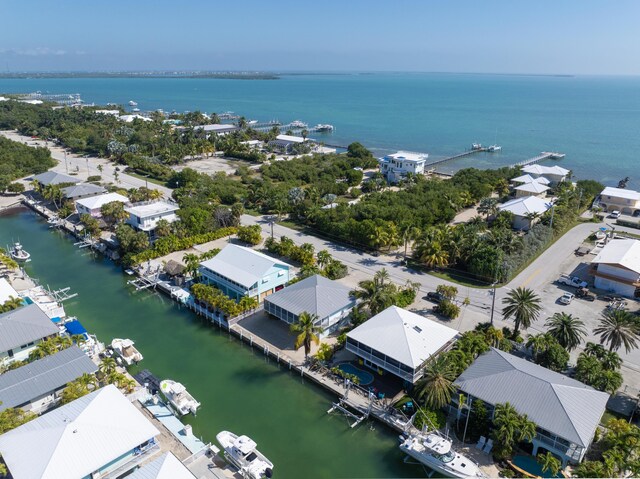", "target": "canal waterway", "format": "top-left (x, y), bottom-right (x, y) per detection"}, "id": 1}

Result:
top-left (0, 209), bottom-right (424, 478)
